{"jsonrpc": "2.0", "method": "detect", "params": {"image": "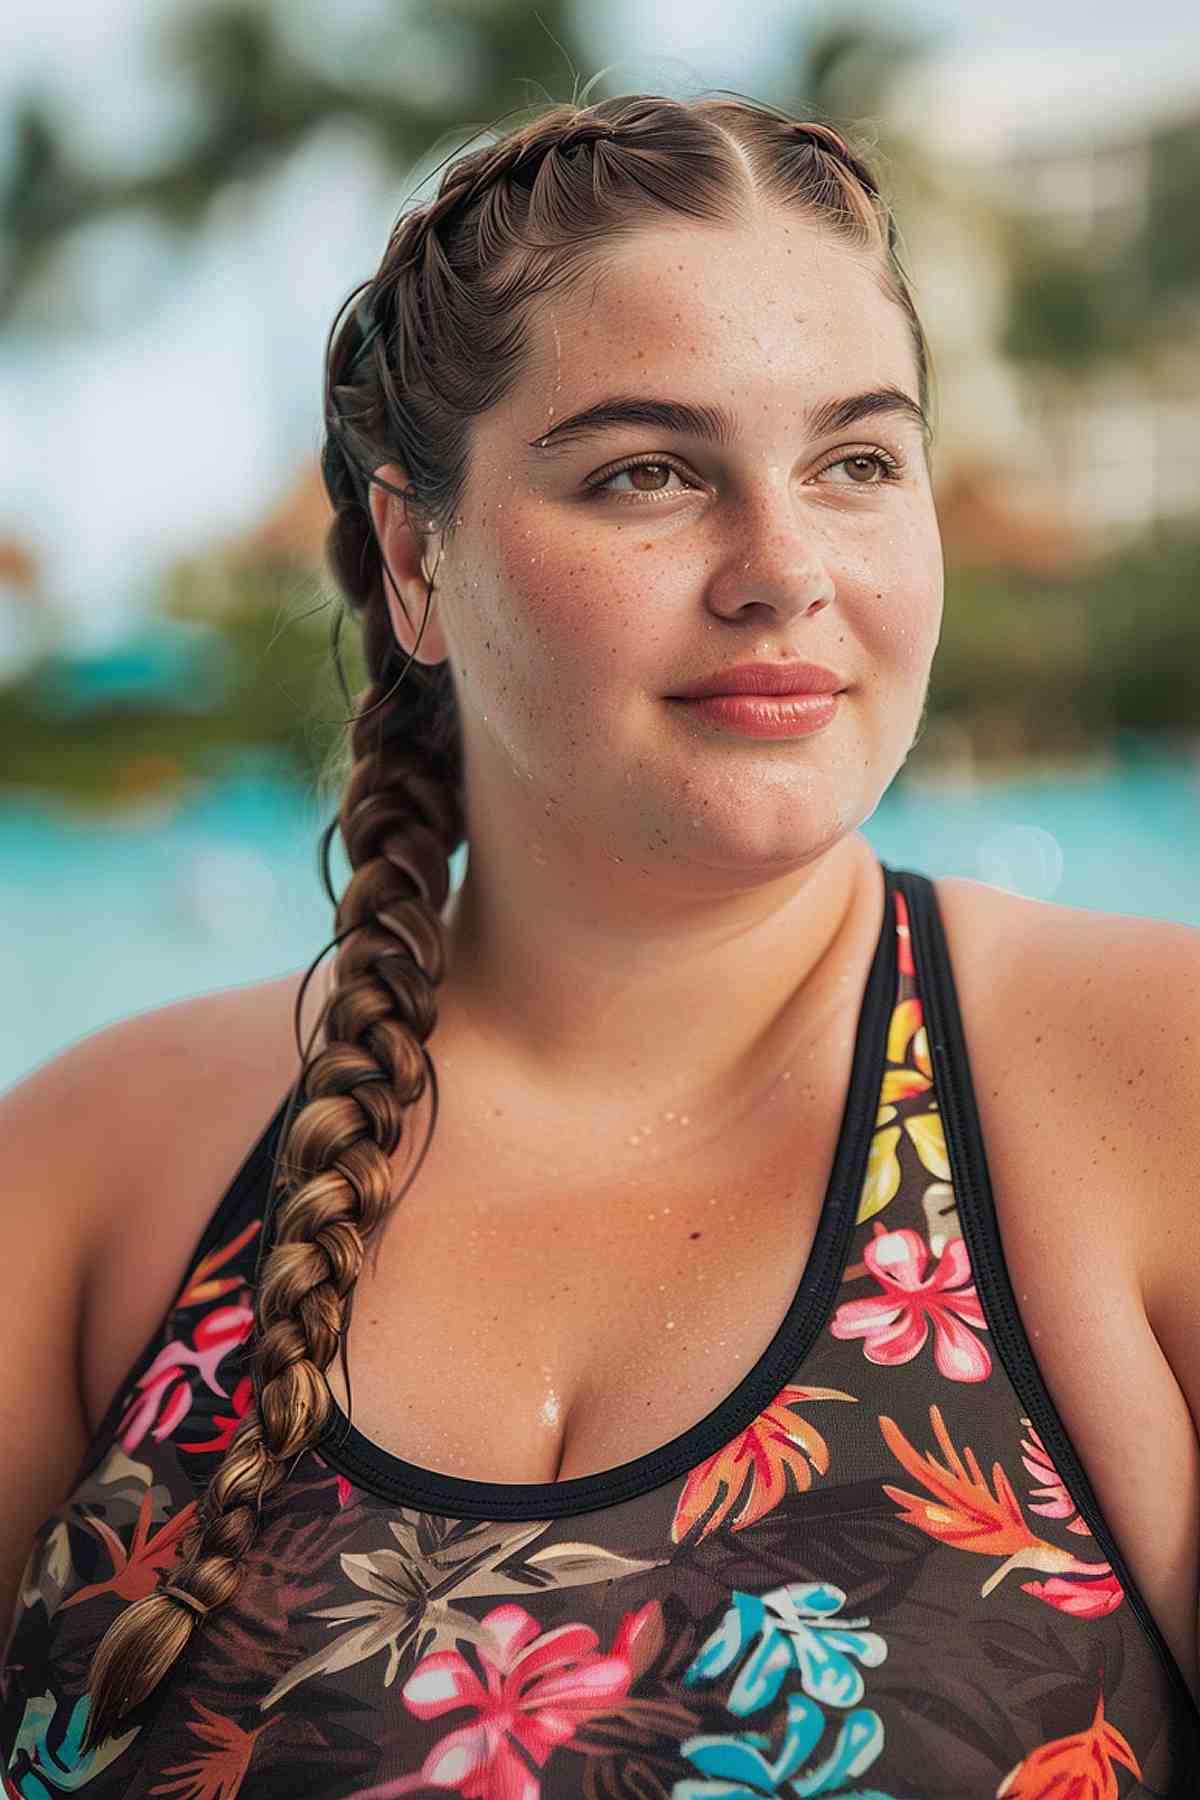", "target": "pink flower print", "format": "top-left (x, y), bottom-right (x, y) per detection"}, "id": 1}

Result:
top-left (830, 1226), bottom-right (991, 1382)
top-left (117, 1302), bottom-right (254, 1451)
top-left (1019, 1419), bottom-right (1092, 1534)
top-left (311, 1453), bottom-right (356, 1507)
top-left (396, 1600), bottom-right (644, 1799)
top-left (179, 1371), bottom-right (254, 1454)
top-left (1020, 1568), bottom-right (1125, 1618)
top-left (894, 887), bottom-right (915, 977)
